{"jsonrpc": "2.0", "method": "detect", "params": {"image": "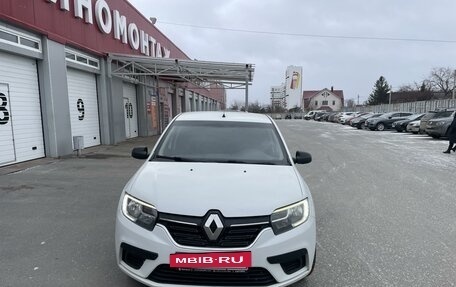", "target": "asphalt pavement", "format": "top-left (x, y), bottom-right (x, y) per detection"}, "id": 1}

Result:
top-left (0, 136), bottom-right (159, 287)
top-left (281, 120), bottom-right (456, 287)
top-left (1, 121), bottom-right (456, 287)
